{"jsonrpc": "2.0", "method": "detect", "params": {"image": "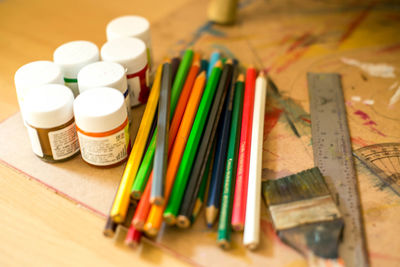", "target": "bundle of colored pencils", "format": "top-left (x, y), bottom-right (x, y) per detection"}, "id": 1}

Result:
top-left (104, 49), bottom-right (268, 250)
